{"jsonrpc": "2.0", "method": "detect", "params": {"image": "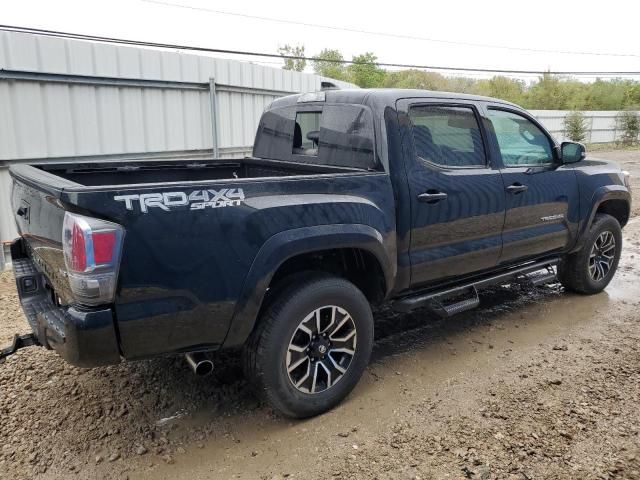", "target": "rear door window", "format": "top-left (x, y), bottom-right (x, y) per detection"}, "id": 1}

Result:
top-left (409, 105), bottom-right (486, 167)
top-left (318, 105), bottom-right (376, 170)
